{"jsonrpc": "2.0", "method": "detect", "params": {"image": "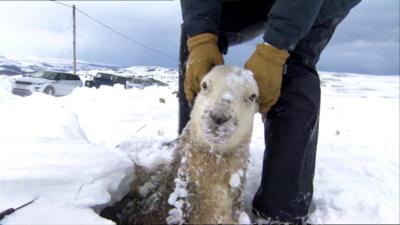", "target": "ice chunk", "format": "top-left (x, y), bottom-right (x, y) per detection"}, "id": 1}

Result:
top-left (167, 208), bottom-right (184, 225)
top-left (238, 212), bottom-right (251, 224)
top-left (229, 170), bottom-right (243, 189)
top-left (138, 181), bottom-right (155, 197)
